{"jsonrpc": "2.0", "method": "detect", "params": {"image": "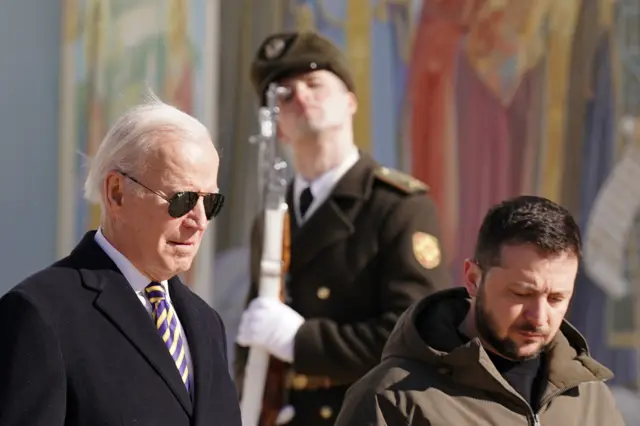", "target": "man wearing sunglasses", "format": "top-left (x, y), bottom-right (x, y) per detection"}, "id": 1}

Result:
top-left (0, 97), bottom-right (240, 426)
top-left (234, 31), bottom-right (450, 426)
